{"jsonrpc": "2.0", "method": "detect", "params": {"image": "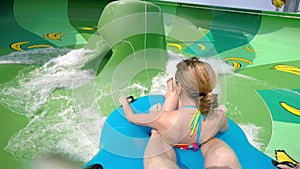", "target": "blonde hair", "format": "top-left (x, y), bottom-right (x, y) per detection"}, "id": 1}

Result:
top-left (175, 57), bottom-right (218, 116)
